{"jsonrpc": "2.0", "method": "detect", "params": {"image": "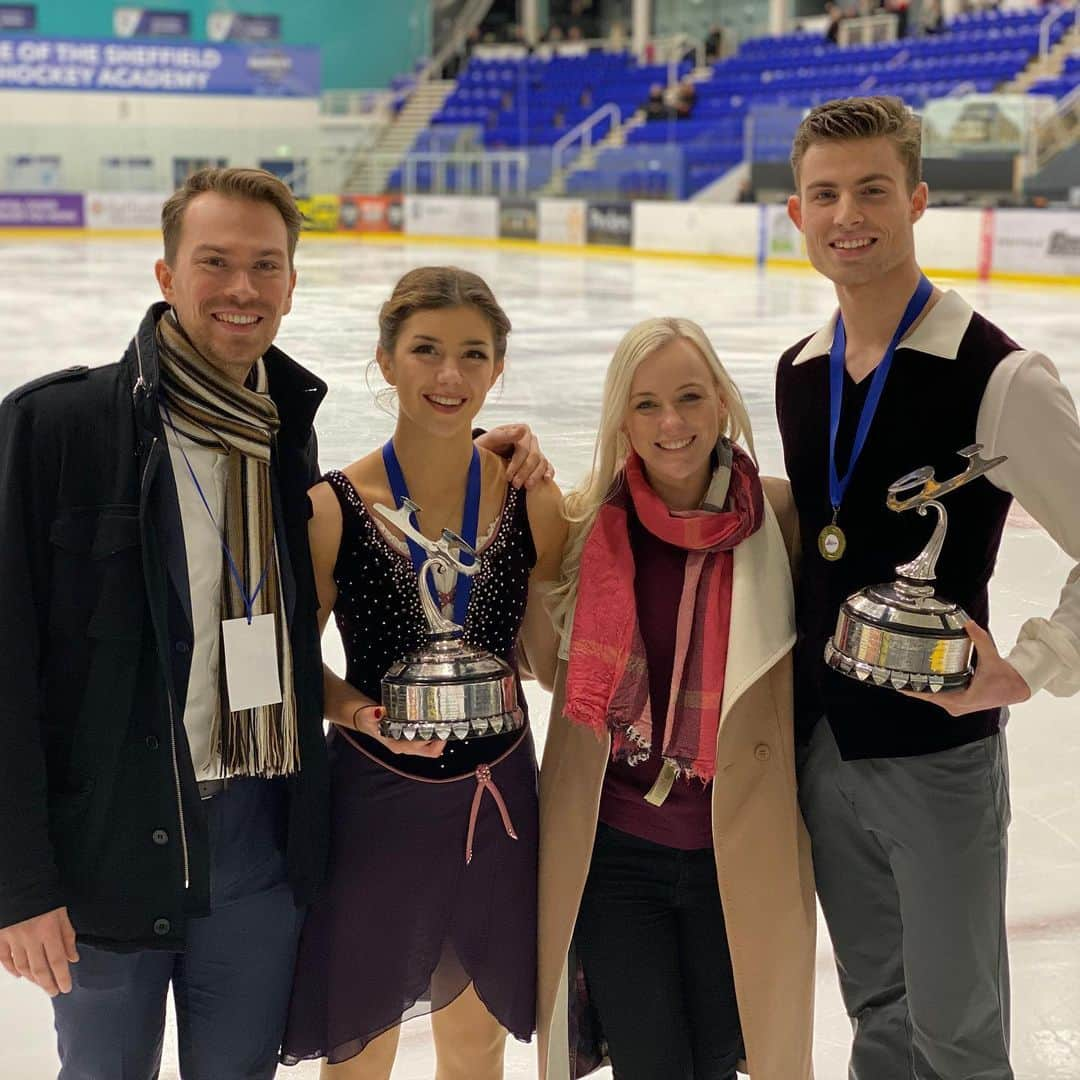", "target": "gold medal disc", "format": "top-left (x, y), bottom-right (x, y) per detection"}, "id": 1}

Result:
top-left (818, 523), bottom-right (847, 561)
